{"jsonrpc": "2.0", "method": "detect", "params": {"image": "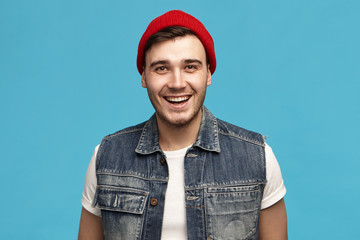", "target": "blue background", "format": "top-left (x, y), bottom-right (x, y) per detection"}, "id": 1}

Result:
top-left (1, 0), bottom-right (359, 239)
